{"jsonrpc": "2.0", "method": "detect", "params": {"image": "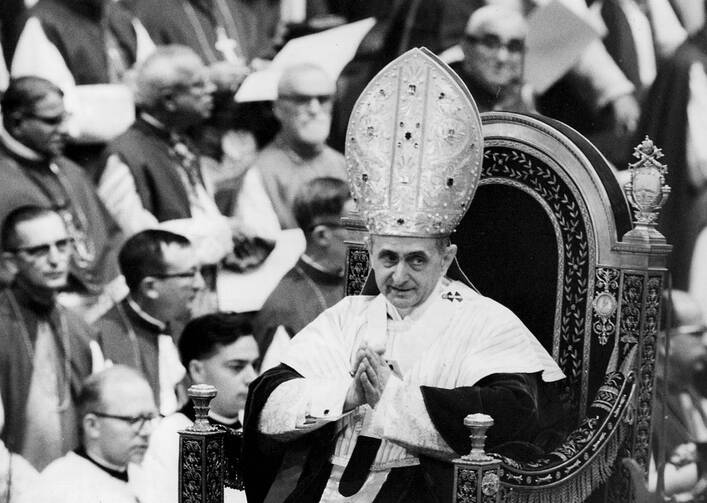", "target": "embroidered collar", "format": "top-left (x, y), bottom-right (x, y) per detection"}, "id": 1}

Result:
top-left (0, 123), bottom-right (44, 162)
top-left (126, 296), bottom-right (168, 333)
